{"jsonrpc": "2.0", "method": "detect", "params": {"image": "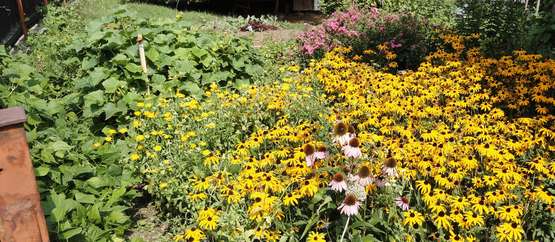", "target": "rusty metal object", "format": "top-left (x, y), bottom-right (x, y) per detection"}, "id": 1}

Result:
top-left (15, 0), bottom-right (28, 38)
top-left (0, 107), bottom-right (49, 242)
